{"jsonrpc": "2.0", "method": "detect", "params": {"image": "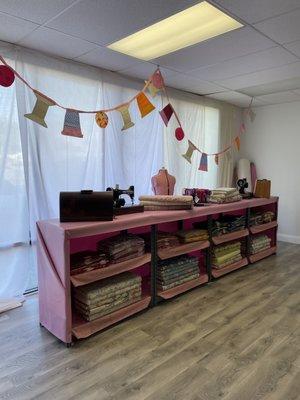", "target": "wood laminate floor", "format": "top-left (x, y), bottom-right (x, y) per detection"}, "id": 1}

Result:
top-left (0, 242), bottom-right (299, 400)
